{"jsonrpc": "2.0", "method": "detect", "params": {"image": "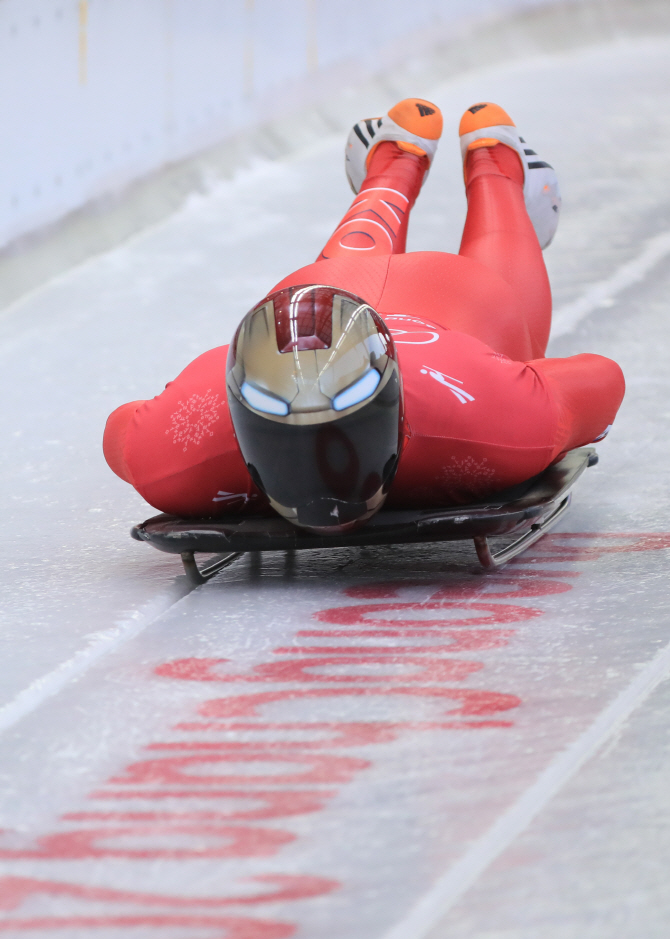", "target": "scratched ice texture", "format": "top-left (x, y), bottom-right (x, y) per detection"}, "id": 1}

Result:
top-left (1, 35), bottom-right (670, 939)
